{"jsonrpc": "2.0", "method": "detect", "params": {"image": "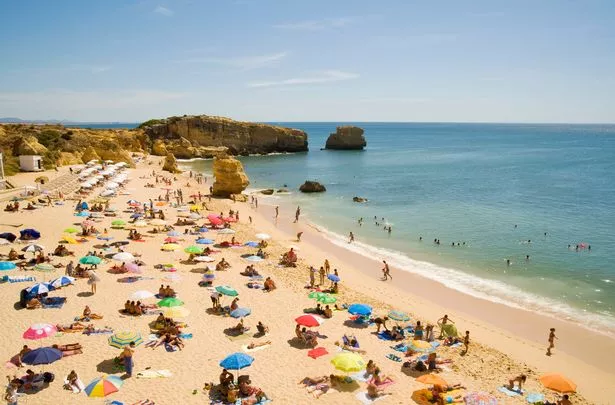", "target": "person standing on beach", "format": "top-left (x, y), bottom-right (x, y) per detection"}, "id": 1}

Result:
top-left (119, 341), bottom-right (135, 378)
top-left (319, 267), bottom-right (326, 286)
top-left (294, 206), bottom-right (300, 223)
top-left (65, 260), bottom-right (74, 277)
top-left (324, 259), bottom-right (330, 275)
top-left (275, 206), bottom-right (279, 219)
top-left (349, 232), bottom-right (355, 243)
top-left (546, 328), bottom-right (557, 356)
top-left (463, 331), bottom-right (470, 354)
top-left (382, 260), bottom-right (391, 281)
top-left (309, 266), bottom-right (316, 288)
top-left (296, 231), bottom-right (303, 242)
